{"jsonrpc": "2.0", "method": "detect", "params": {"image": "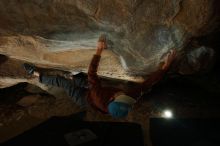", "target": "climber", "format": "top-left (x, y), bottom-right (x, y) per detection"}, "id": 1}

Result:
top-left (87, 35), bottom-right (176, 118)
top-left (23, 35), bottom-right (176, 118)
